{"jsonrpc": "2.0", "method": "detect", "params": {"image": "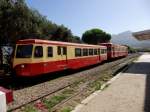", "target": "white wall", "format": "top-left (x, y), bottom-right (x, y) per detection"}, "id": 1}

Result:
top-left (0, 91), bottom-right (6, 112)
